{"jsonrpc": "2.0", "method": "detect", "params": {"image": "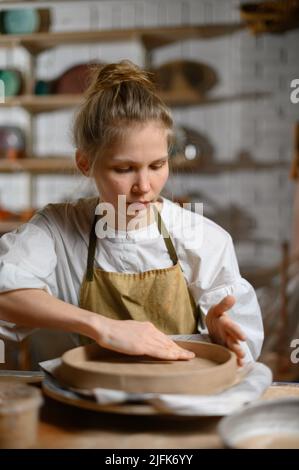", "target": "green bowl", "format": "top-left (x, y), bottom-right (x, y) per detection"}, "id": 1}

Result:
top-left (0, 69), bottom-right (22, 97)
top-left (2, 9), bottom-right (40, 35)
top-left (34, 79), bottom-right (52, 95)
